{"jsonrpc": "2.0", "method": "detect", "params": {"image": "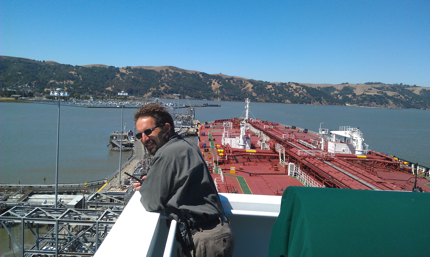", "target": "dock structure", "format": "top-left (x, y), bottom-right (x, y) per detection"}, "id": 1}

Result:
top-left (91, 140), bottom-right (146, 207)
top-left (0, 141), bottom-right (144, 210)
top-left (0, 140), bottom-right (147, 256)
